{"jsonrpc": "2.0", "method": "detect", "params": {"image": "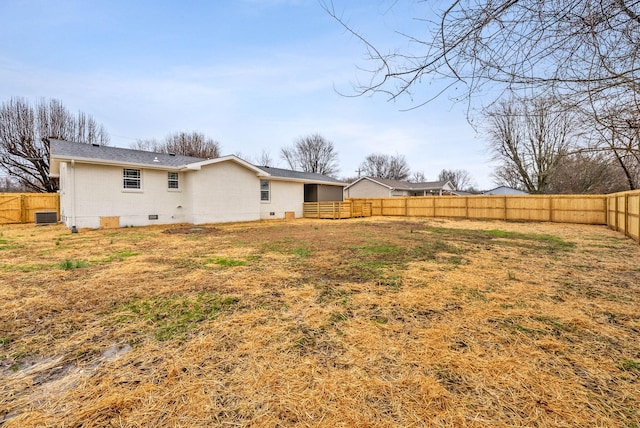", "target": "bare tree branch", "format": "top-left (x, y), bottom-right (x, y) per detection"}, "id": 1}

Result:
top-left (0, 97), bottom-right (109, 192)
